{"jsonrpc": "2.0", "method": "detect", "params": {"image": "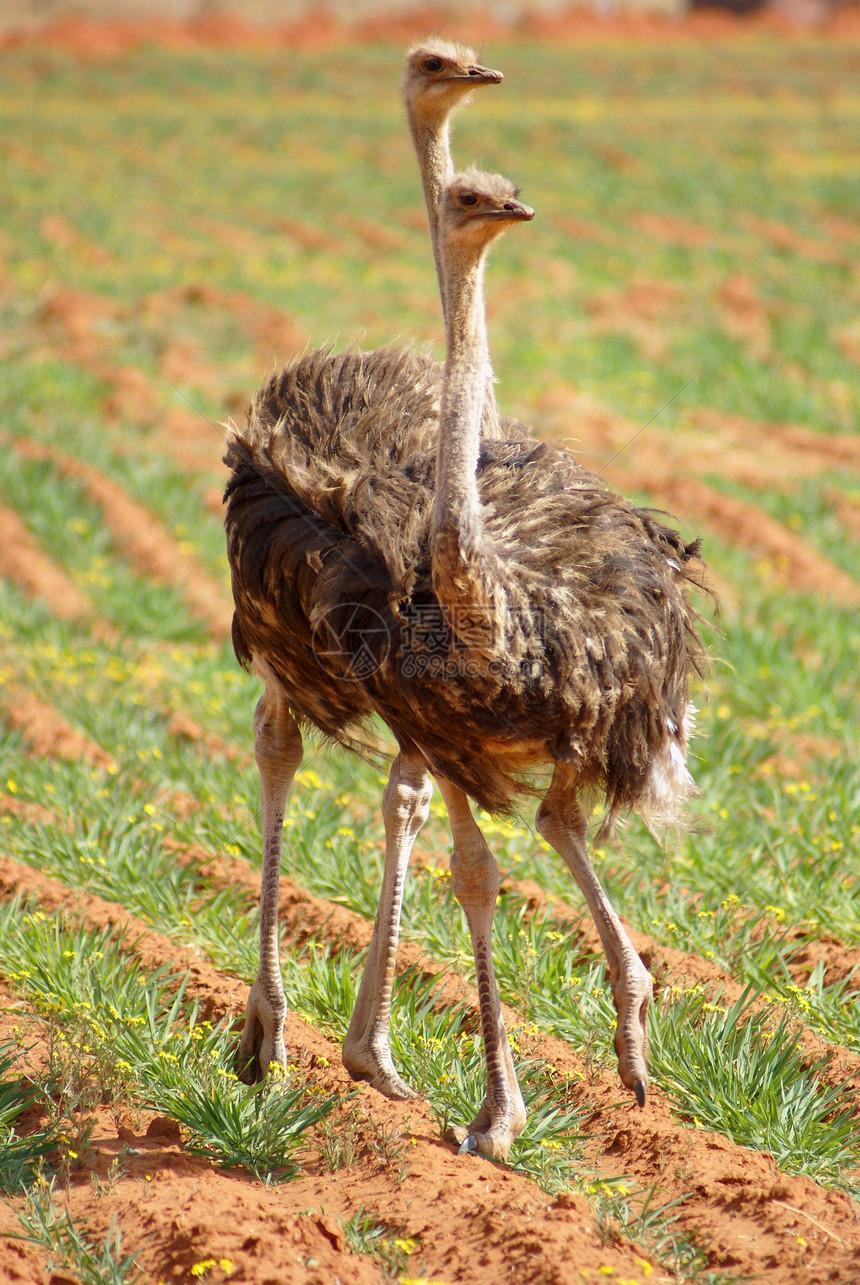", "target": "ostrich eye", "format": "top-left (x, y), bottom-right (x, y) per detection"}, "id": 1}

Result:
top-left (422, 57), bottom-right (444, 73)
top-left (459, 193), bottom-right (479, 207)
